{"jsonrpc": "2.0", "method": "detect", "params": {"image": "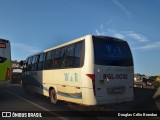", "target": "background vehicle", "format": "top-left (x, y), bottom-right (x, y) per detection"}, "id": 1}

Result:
top-left (11, 68), bottom-right (22, 84)
top-left (0, 39), bottom-right (11, 89)
top-left (22, 35), bottom-right (134, 105)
